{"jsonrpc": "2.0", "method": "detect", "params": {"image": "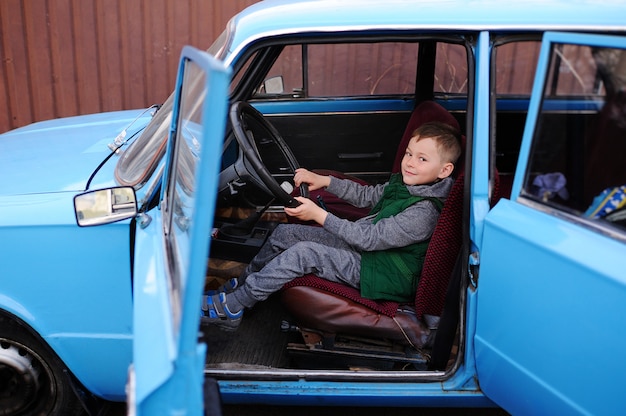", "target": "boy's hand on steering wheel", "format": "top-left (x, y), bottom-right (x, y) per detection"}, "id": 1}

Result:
top-left (284, 196), bottom-right (328, 225)
top-left (293, 168), bottom-right (331, 191)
